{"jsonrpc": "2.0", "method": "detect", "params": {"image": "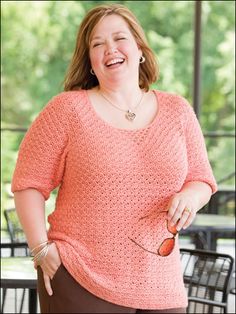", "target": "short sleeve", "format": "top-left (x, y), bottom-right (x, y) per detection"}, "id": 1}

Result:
top-left (182, 98), bottom-right (217, 194)
top-left (11, 94), bottom-right (70, 200)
